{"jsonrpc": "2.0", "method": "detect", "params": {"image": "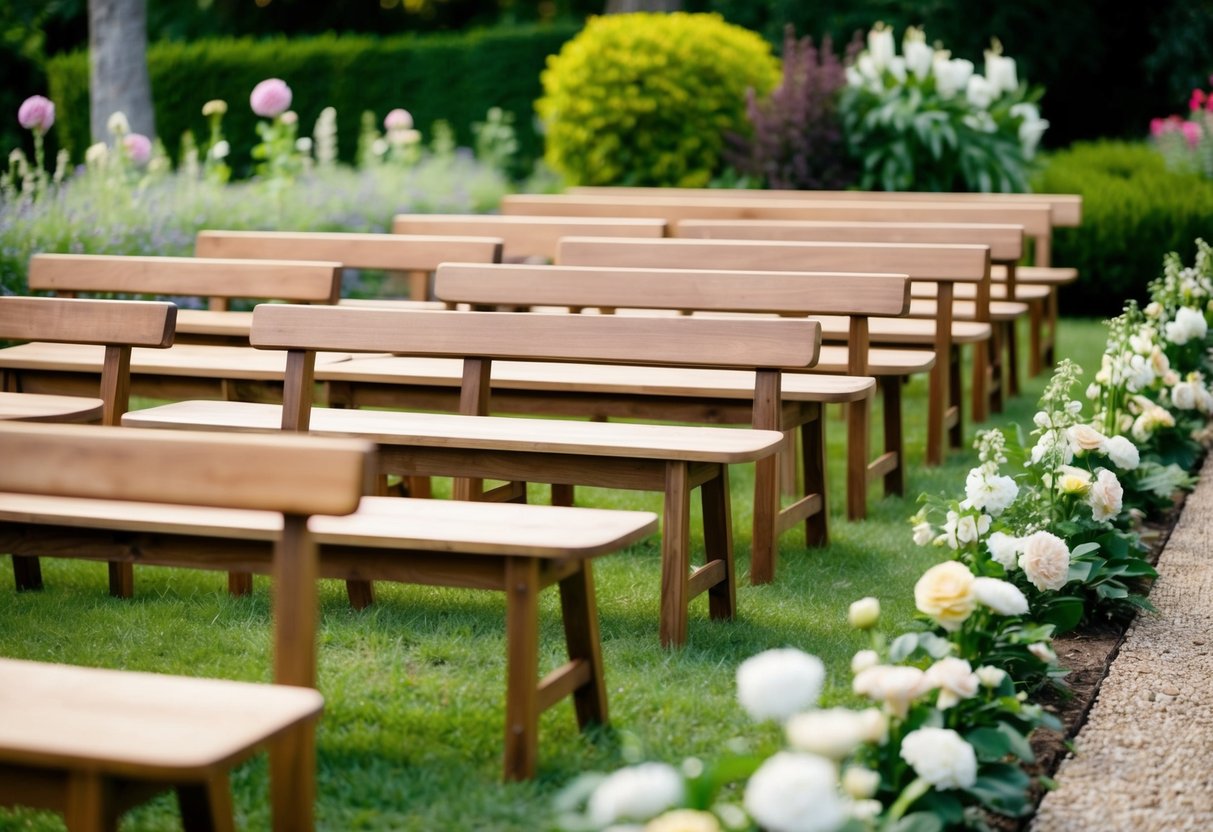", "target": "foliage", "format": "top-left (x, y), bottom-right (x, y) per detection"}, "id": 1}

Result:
top-left (724, 25), bottom-right (860, 190)
top-left (1149, 77), bottom-right (1213, 179)
top-left (1032, 142), bottom-right (1213, 316)
top-left (44, 24), bottom-right (580, 177)
top-left (535, 12), bottom-right (780, 187)
top-left (839, 24), bottom-right (1048, 193)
